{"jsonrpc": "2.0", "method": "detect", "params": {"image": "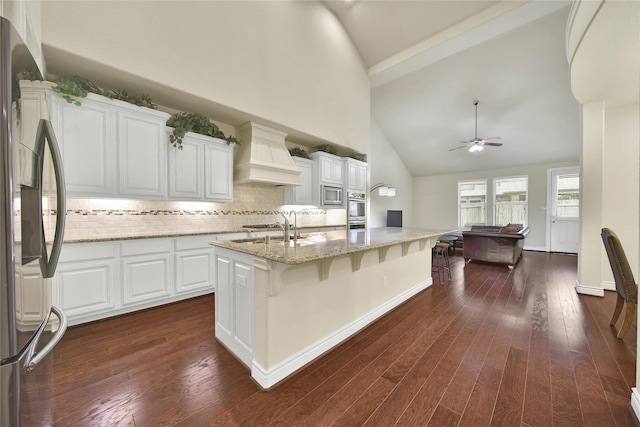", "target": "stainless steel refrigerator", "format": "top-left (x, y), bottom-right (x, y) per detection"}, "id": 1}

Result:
top-left (1, 16), bottom-right (68, 426)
